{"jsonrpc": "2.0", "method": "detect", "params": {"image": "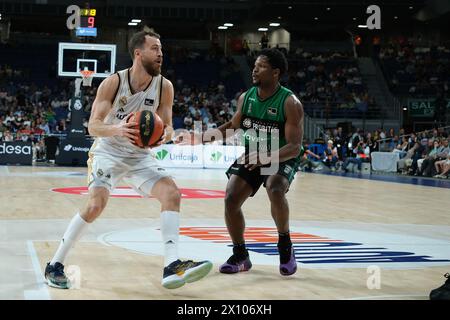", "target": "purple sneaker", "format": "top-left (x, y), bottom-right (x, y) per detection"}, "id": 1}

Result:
top-left (279, 247), bottom-right (297, 276)
top-left (219, 255), bottom-right (252, 274)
